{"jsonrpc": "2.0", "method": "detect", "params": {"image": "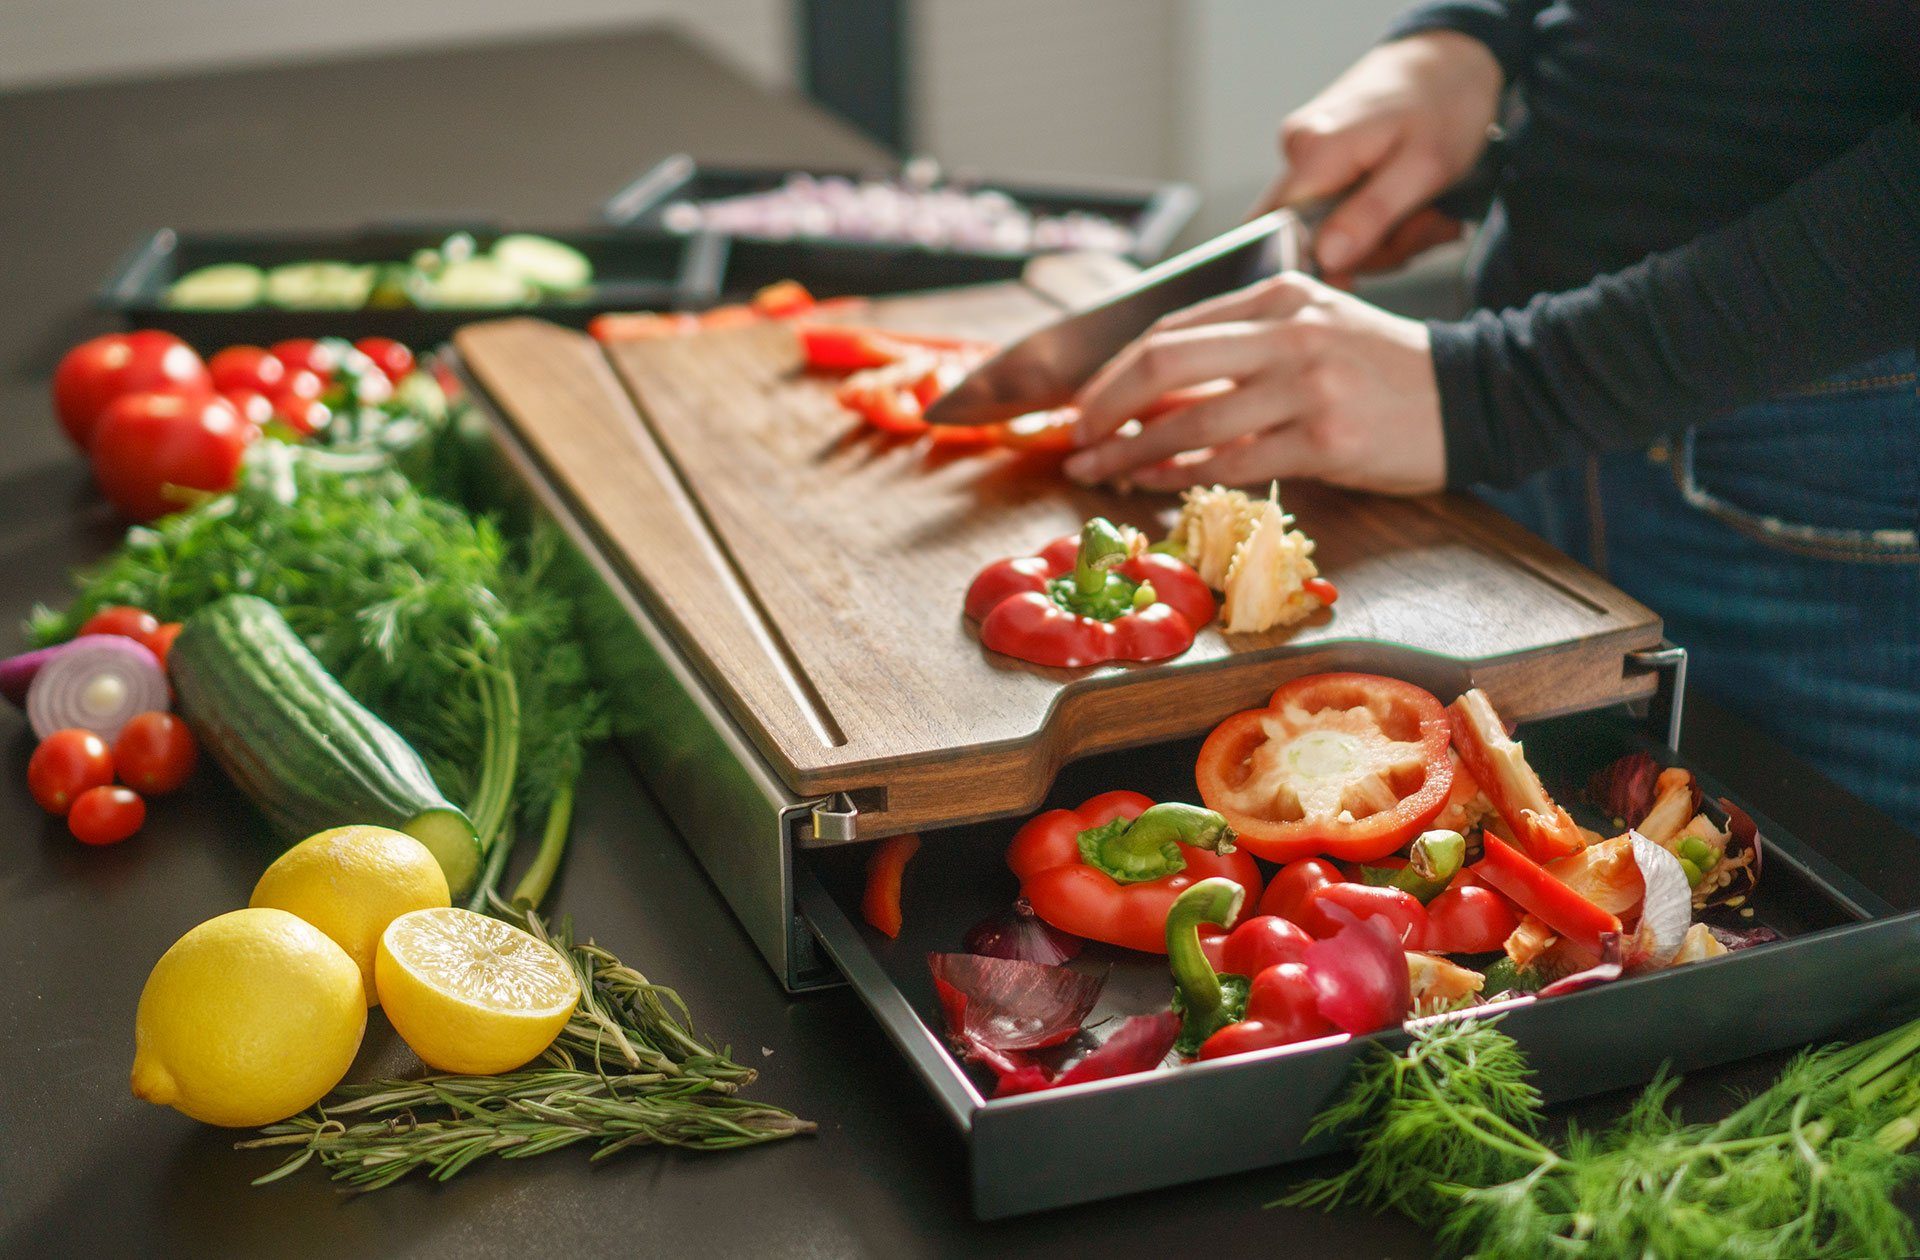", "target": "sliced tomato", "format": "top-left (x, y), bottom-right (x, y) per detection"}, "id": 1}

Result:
top-left (1196, 673), bottom-right (1454, 863)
